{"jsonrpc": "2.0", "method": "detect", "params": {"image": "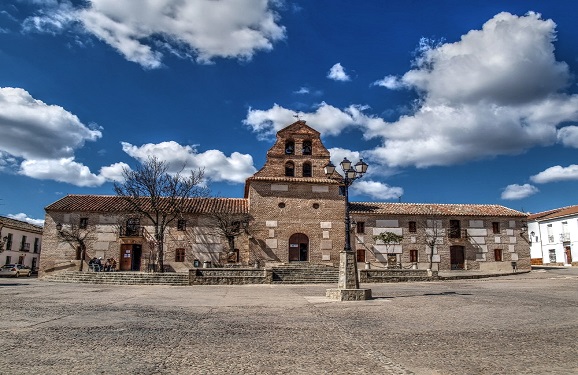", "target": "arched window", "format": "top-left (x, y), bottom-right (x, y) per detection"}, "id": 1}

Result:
top-left (285, 161), bottom-right (295, 177)
top-left (285, 141), bottom-right (295, 155)
top-left (302, 140), bottom-right (312, 155)
top-left (302, 162), bottom-right (312, 177)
